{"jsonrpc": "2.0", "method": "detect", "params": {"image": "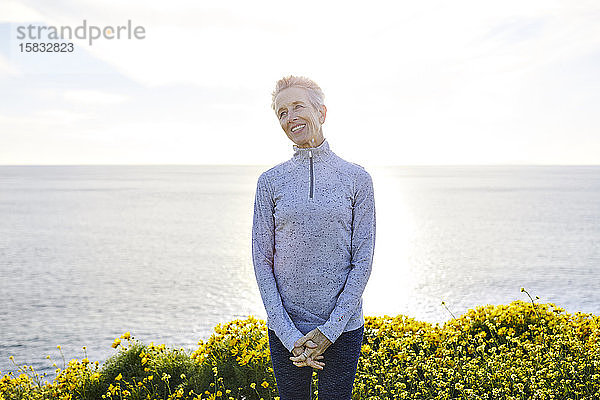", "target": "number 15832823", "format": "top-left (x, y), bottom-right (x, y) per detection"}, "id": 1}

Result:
top-left (19, 42), bottom-right (74, 52)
